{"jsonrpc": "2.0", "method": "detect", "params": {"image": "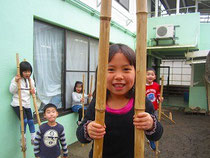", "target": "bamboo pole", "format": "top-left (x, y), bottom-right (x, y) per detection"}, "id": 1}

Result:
top-left (158, 76), bottom-right (164, 120)
top-left (135, 0), bottom-right (147, 158)
top-left (82, 74), bottom-right (85, 121)
top-left (28, 79), bottom-right (41, 126)
top-left (93, 0), bottom-right (112, 157)
top-left (161, 112), bottom-right (176, 124)
top-left (16, 53), bottom-right (26, 158)
top-left (89, 75), bottom-right (93, 104)
top-left (155, 76), bottom-right (164, 158)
